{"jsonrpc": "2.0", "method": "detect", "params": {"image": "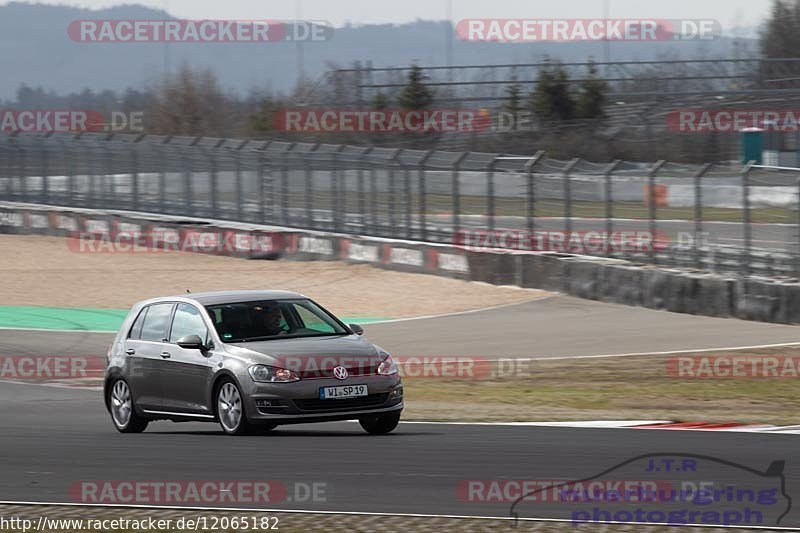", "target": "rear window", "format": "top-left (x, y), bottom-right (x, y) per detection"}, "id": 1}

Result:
top-left (127, 307), bottom-right (148, 340)
top-left (139, 303), bottom-right (175, 342)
